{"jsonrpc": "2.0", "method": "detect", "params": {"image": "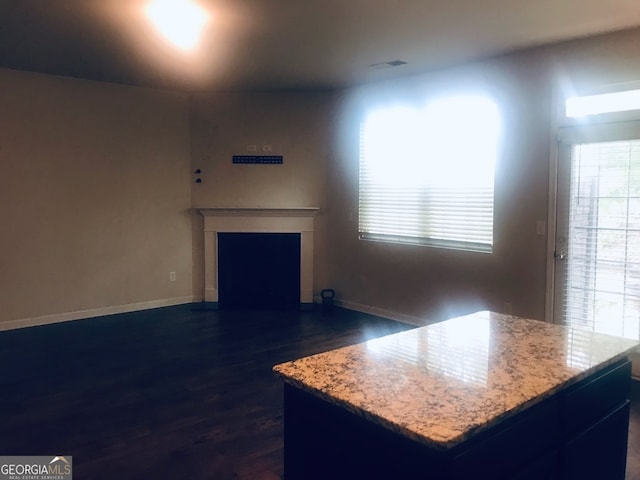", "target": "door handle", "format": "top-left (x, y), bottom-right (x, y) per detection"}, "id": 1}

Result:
top-left (554, 250), bottom-right (567, 260)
